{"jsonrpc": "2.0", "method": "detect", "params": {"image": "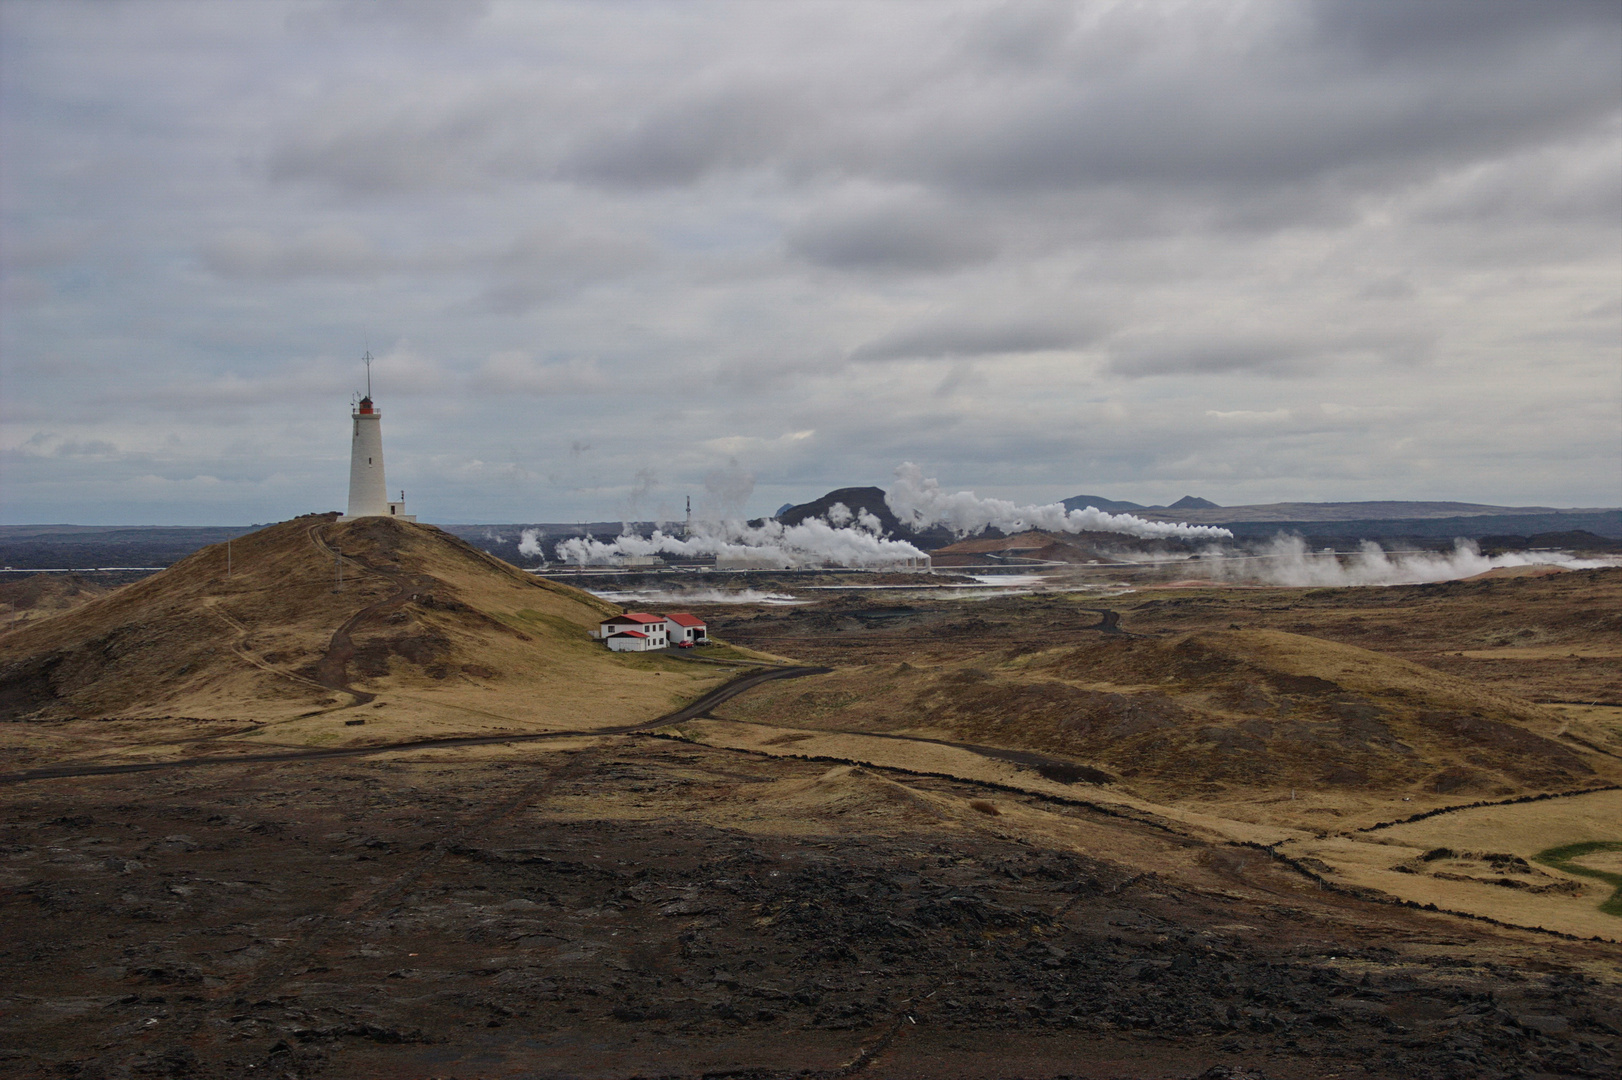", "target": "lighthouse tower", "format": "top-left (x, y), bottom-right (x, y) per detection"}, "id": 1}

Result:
top-left (339, 353), bottom-right (414, 522)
